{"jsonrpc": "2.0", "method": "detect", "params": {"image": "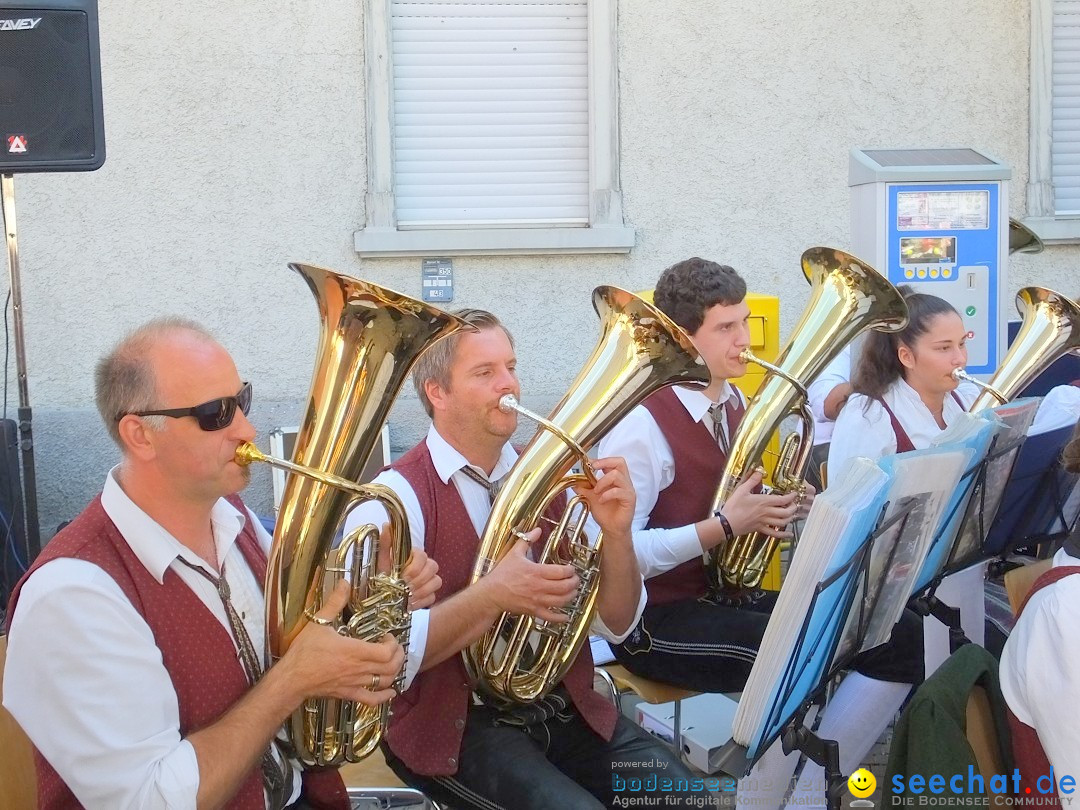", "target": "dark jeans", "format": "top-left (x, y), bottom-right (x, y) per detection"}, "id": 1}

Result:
top-left (613, 593), bottom-right (924, 693)
top-left (383, 706), bottom-right (719, 810)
